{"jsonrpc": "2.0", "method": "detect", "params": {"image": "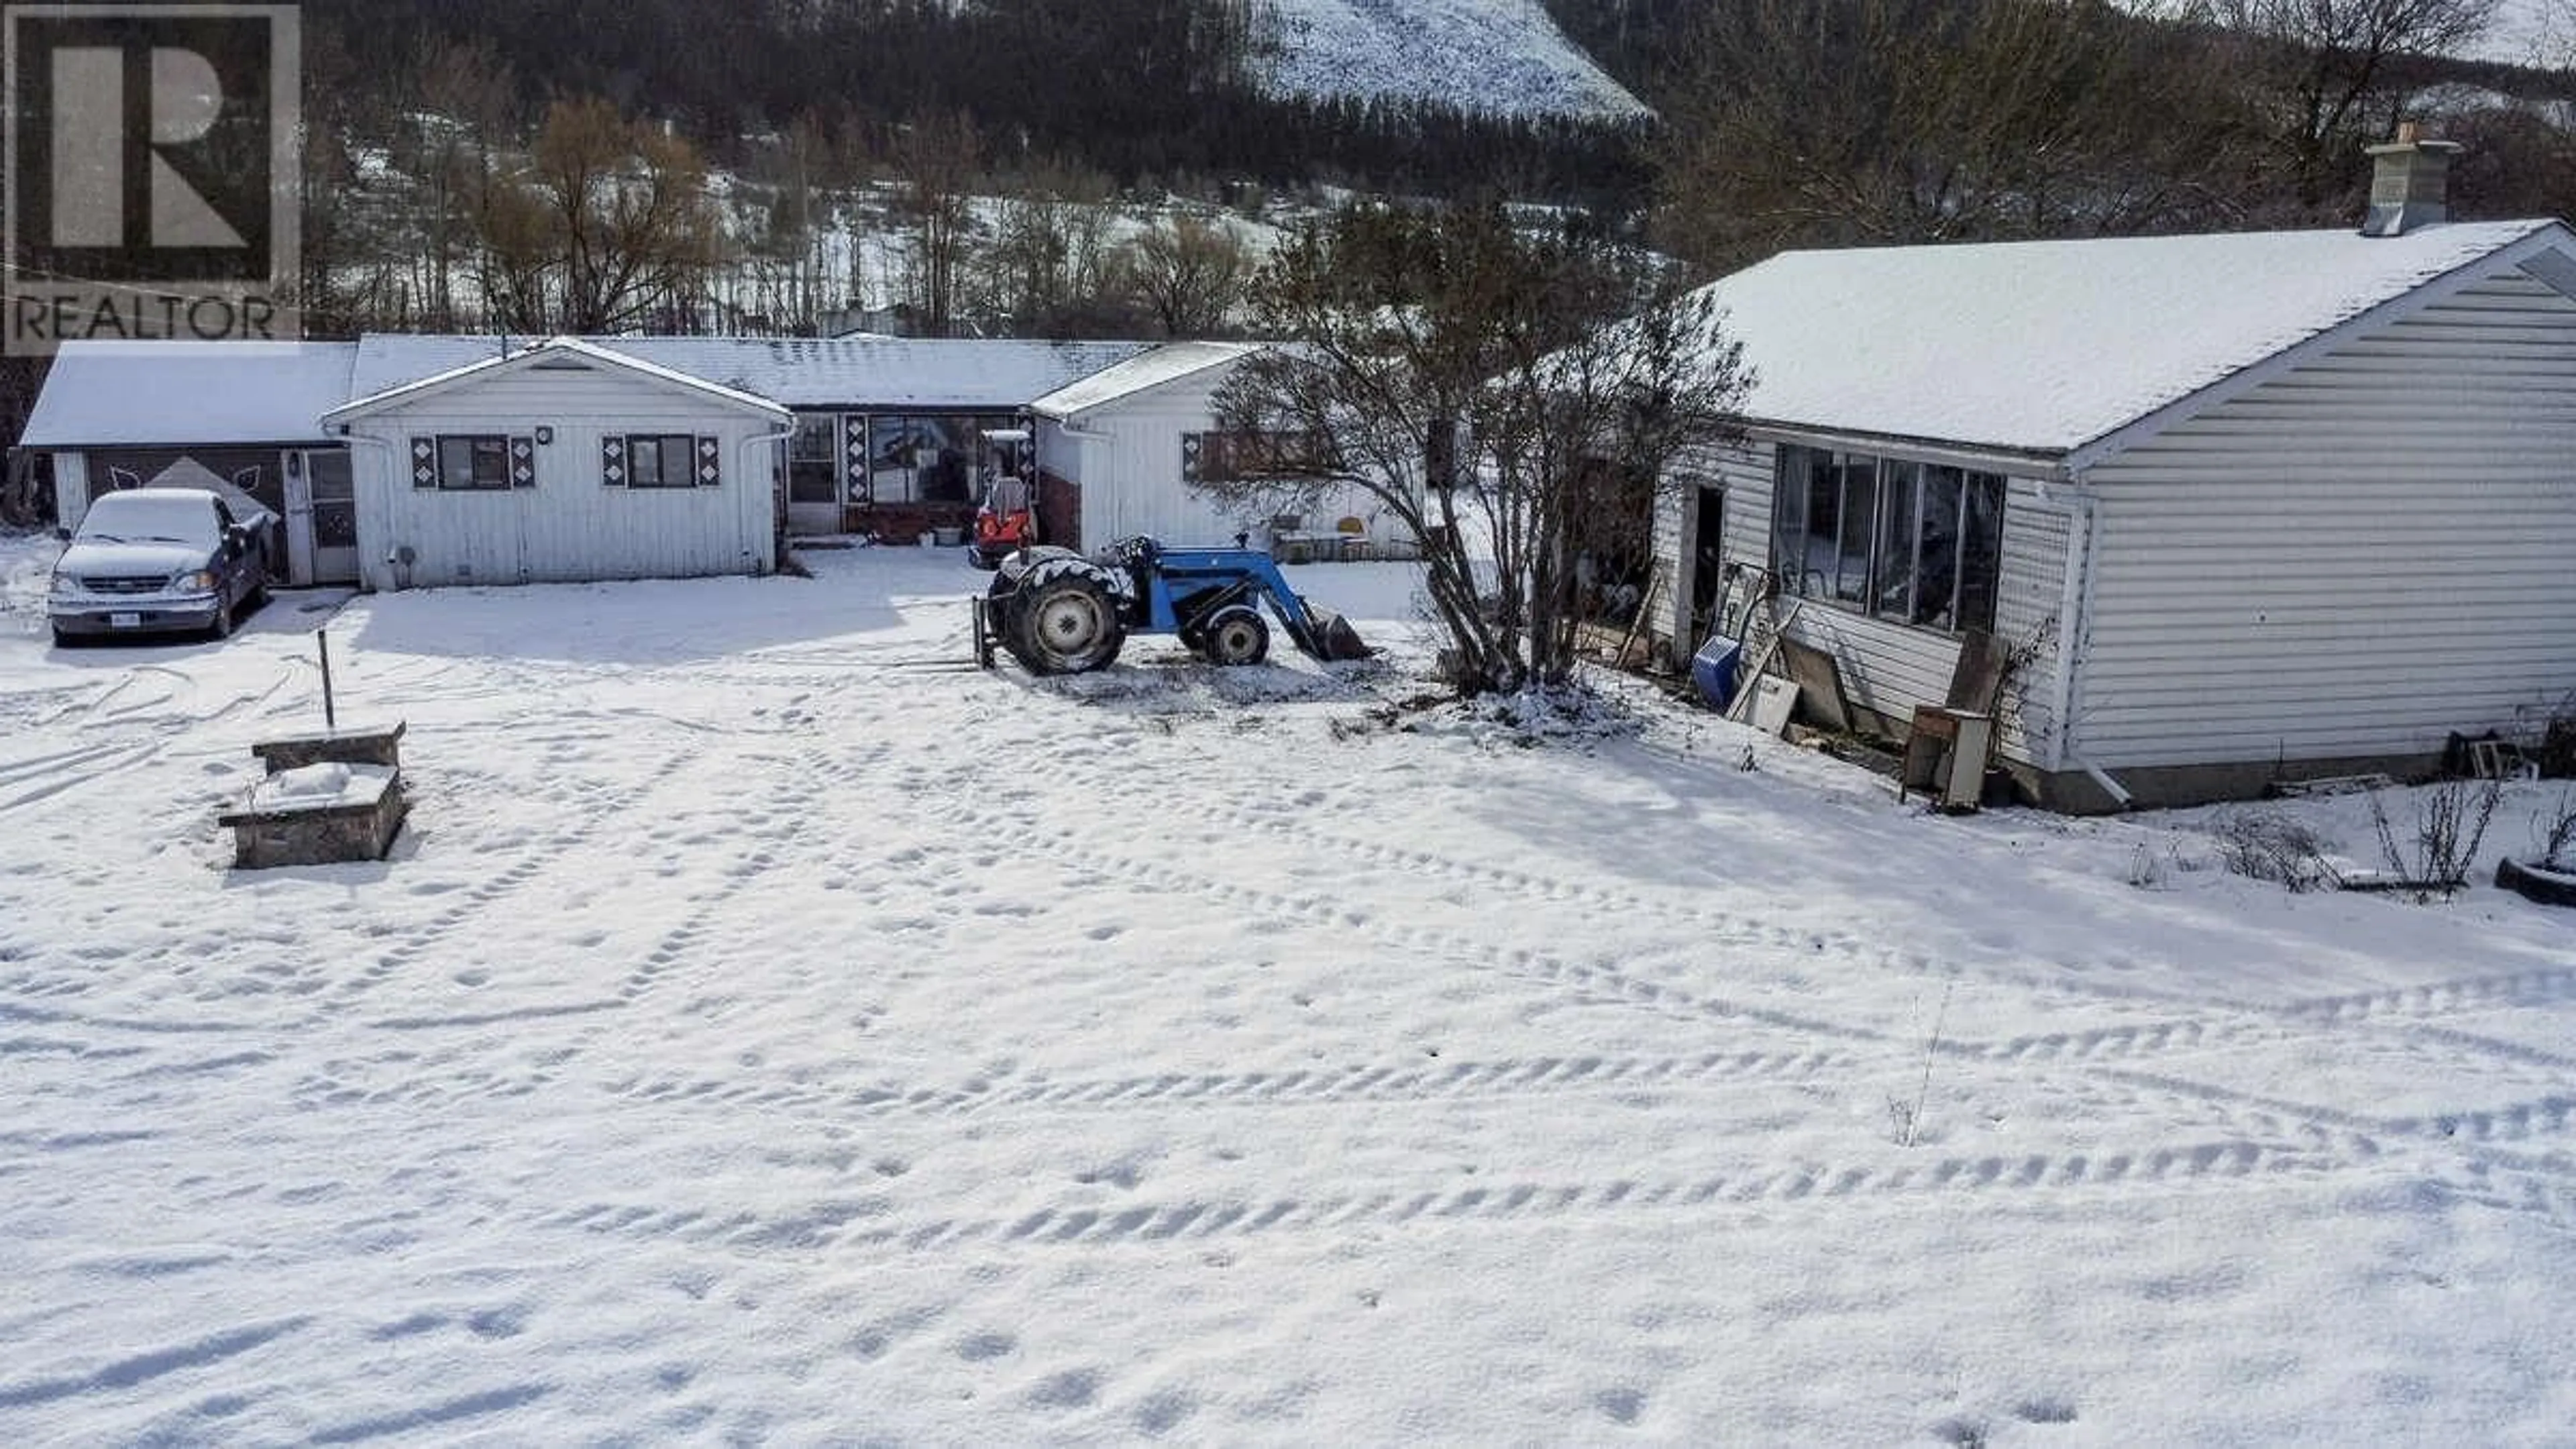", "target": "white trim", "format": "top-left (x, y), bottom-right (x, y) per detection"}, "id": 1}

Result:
top-left (1741, 423), bottom-right (2071, 480)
